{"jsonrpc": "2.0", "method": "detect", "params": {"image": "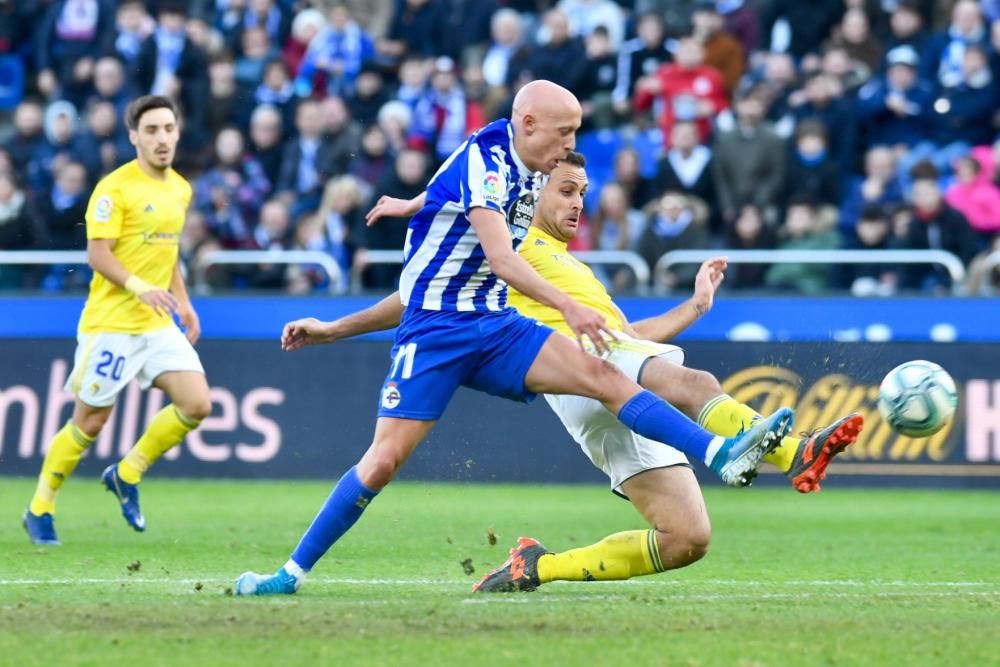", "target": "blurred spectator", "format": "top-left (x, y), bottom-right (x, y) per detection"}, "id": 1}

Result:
top-left (235, 26), bottom-right (279, 90)
top-left (789, 72), bottom-right (857, 171)
top-left (856, 45), bottom-right (933, 150)
top-left (395, 56), bottom-right (431, 110)
top-left (653, 120), bottom-right (716, 222)
top-left (254, 58), bottom-right (296, 131)
top-left (35, 159), bottom-right (87, 249)
top-left (4, 100), bottom-right (46, 182)
top-left (760, 0), bottom-right (843, 60)
top-left (883, 0), bottom-right (931, 60)
top-left (945, 154), bottom-right (1000, 236)
top-left (634, 35), bottom-right (728, 146)
top-left (35, 0), bottom-right (116, 104)
top-left (438, 0), bottom-right (497, 63)
top-left (826, 7), bottom-right (882, 74)
top-left (923, 0), bottom-right (989, 88)
top-left (231, 0), bottom-right (291, 54)
top-left (378, 100), bottom-right (414, 154)
top-left (900, 173), bottom-right (979, 290)
top-left (638, 191), bottom-right (710, 290)
top-left (611, 146), bottom-right (657, 210)
top-left (206, 54), bottom-right (242, 140)
top-left (718, 0), bottom-right (759, 55)
top-left (638, 0), bottom-right (697, 38)
top-left (840, 146), bottom-right (904, 235)
top-left (691, 1), bottom-right (744, 94)
top-left (557, 0), bottom-right (625, 50)
top-left (276, 99), bottom-right (336, 206)
top-left (251, 197), bottom-right (293, 288)
top-left (784, 120), bottom-right (842, 208)
top-left (114, 1), bottom-right (154, 66)
top-left (578, 27), bottom-right (619, 129)
top-left (72, 100), bottom-right (130, 181)
top-left (713, 89), bottom-right (786, 225)
top-left (319, 95), bottom-right (363, 175)
top-left (133, 2), bottom-right (210, 141)
top-left (194, 127), bottom-right (271, 248)
top-left (356, 148), bottom-right (427, 288)
top-left (410, 57), bottom-right (485, 164)
top-left (286, 212), bottom-right (330, 293)
top-left (380, 0), bottom-right (445, 62)
top-left (317, 175), bottom-right (365, 279)
top-left (347, 64), bottom-right (390, 128)
top-left (612, 12), bottom-right (670, 117)
top-left (764, 196), bottom-right (840, 294)
top-left (293, 3), bottom-right (374, 98)
top-left (522, 9), bottom-right (586, 93)
top-left (282, 8), bottom-right (325, 76)
top-left (247, 103), bottom-right (285, 188)
top-left (482, 8), bottom-right (530, 94)
top-left (724, 203), bottom-right (777, 289)
top-left (820, 44), bottom-right (870, 93)
top-left (350, 125), bottom-right (392, 195)
top-left (90, 56), bottom-right (130, 116)
top-left (32, 100), bottom-right (81, 193)
top-left (838, 203), bottom-right (900, 296)
top-left (589, 182), bottom-right (645, 251)
top-left (0, 171), bottom-right (43, 288)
